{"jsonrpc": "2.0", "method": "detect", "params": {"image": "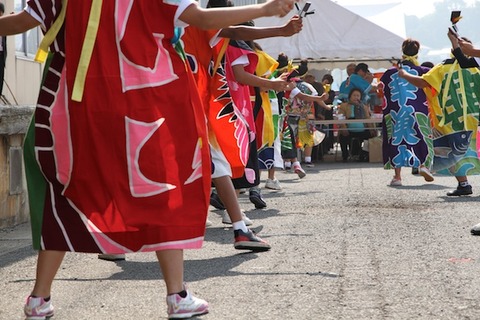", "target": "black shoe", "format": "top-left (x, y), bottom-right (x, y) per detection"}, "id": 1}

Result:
top-left (210, 191), bottom-right (225, 210)
top-left (98, 254), bottom-right (126, 261)
top-left (471, 223), bottom-right (480, 235)
top-left (358, 151), bottom-right (369, 162)
top-left (249, 188), bottom-right (267, 209)
top-left (446, 185), bottom-right (473, 196)
top-left (411, 167), bottom-right (419, 175)
top-left (234, 229), bottom-right (271, 251)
